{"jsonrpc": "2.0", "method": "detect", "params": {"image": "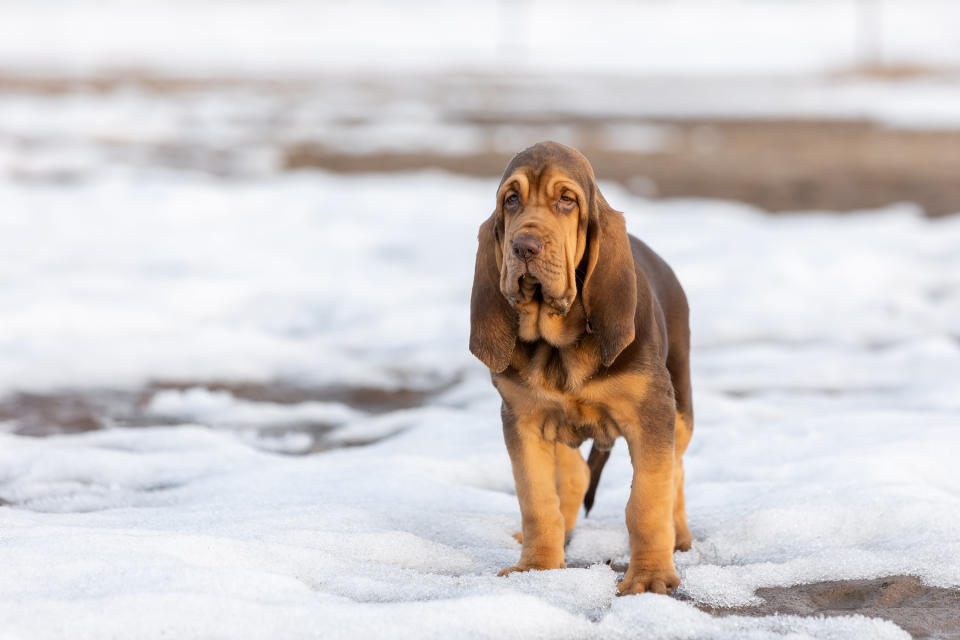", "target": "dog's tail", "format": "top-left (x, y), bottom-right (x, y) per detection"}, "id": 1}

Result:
top-left (583, 443), bottom-right (612, 516)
